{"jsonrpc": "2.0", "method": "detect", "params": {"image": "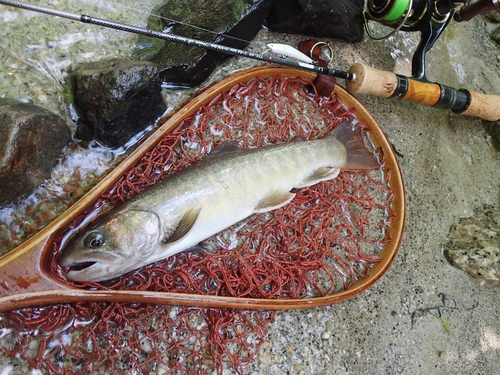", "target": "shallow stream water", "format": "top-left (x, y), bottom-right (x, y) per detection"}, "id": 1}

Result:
top-left (0, 0), bottom-right (203, 252)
